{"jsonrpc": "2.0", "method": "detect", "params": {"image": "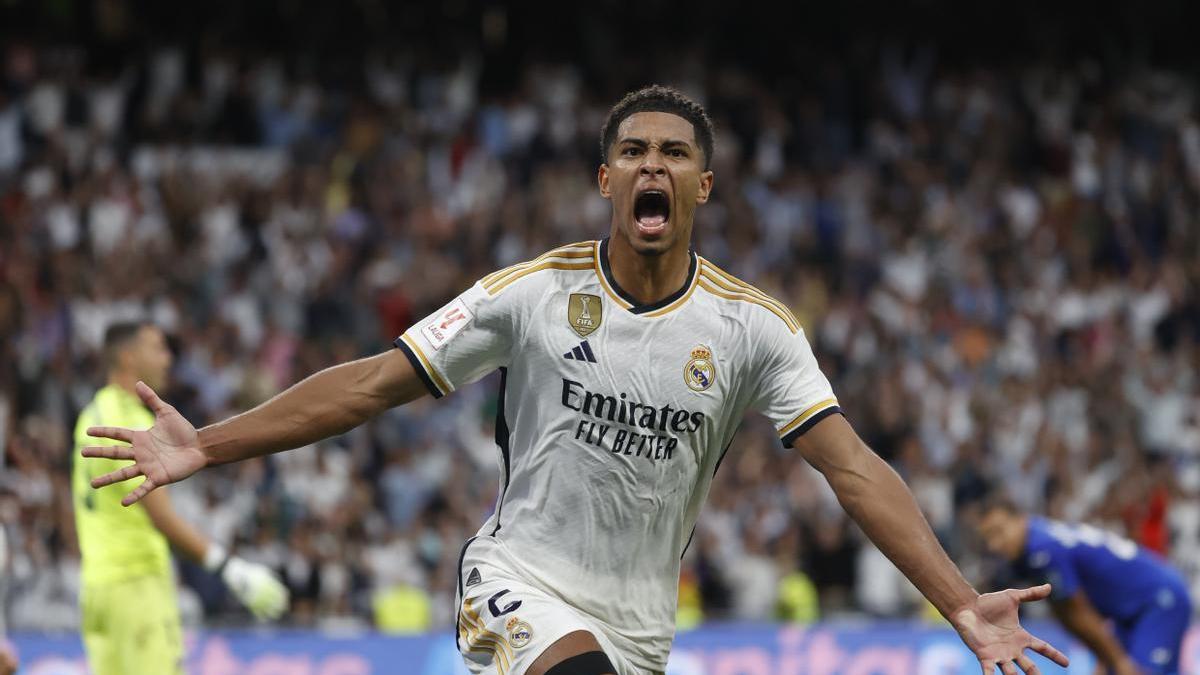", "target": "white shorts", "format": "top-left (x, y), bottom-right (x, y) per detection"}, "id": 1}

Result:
top-left (454, 536), bottom-right (639, 675)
